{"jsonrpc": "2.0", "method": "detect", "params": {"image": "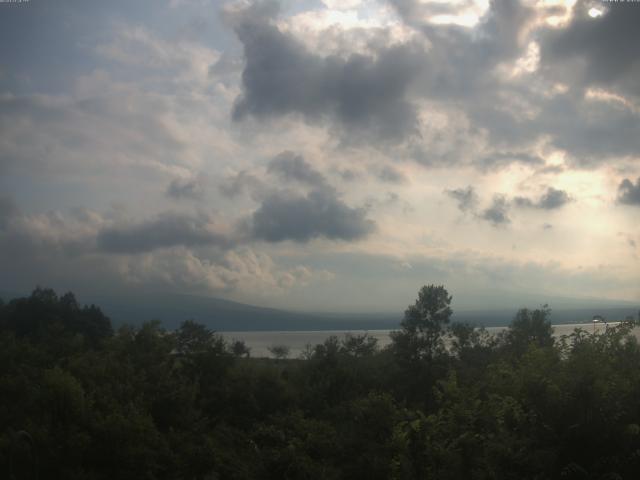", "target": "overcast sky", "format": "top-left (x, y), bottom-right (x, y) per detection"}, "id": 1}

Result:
top-left (0, 0), bottom-right (638, 313)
